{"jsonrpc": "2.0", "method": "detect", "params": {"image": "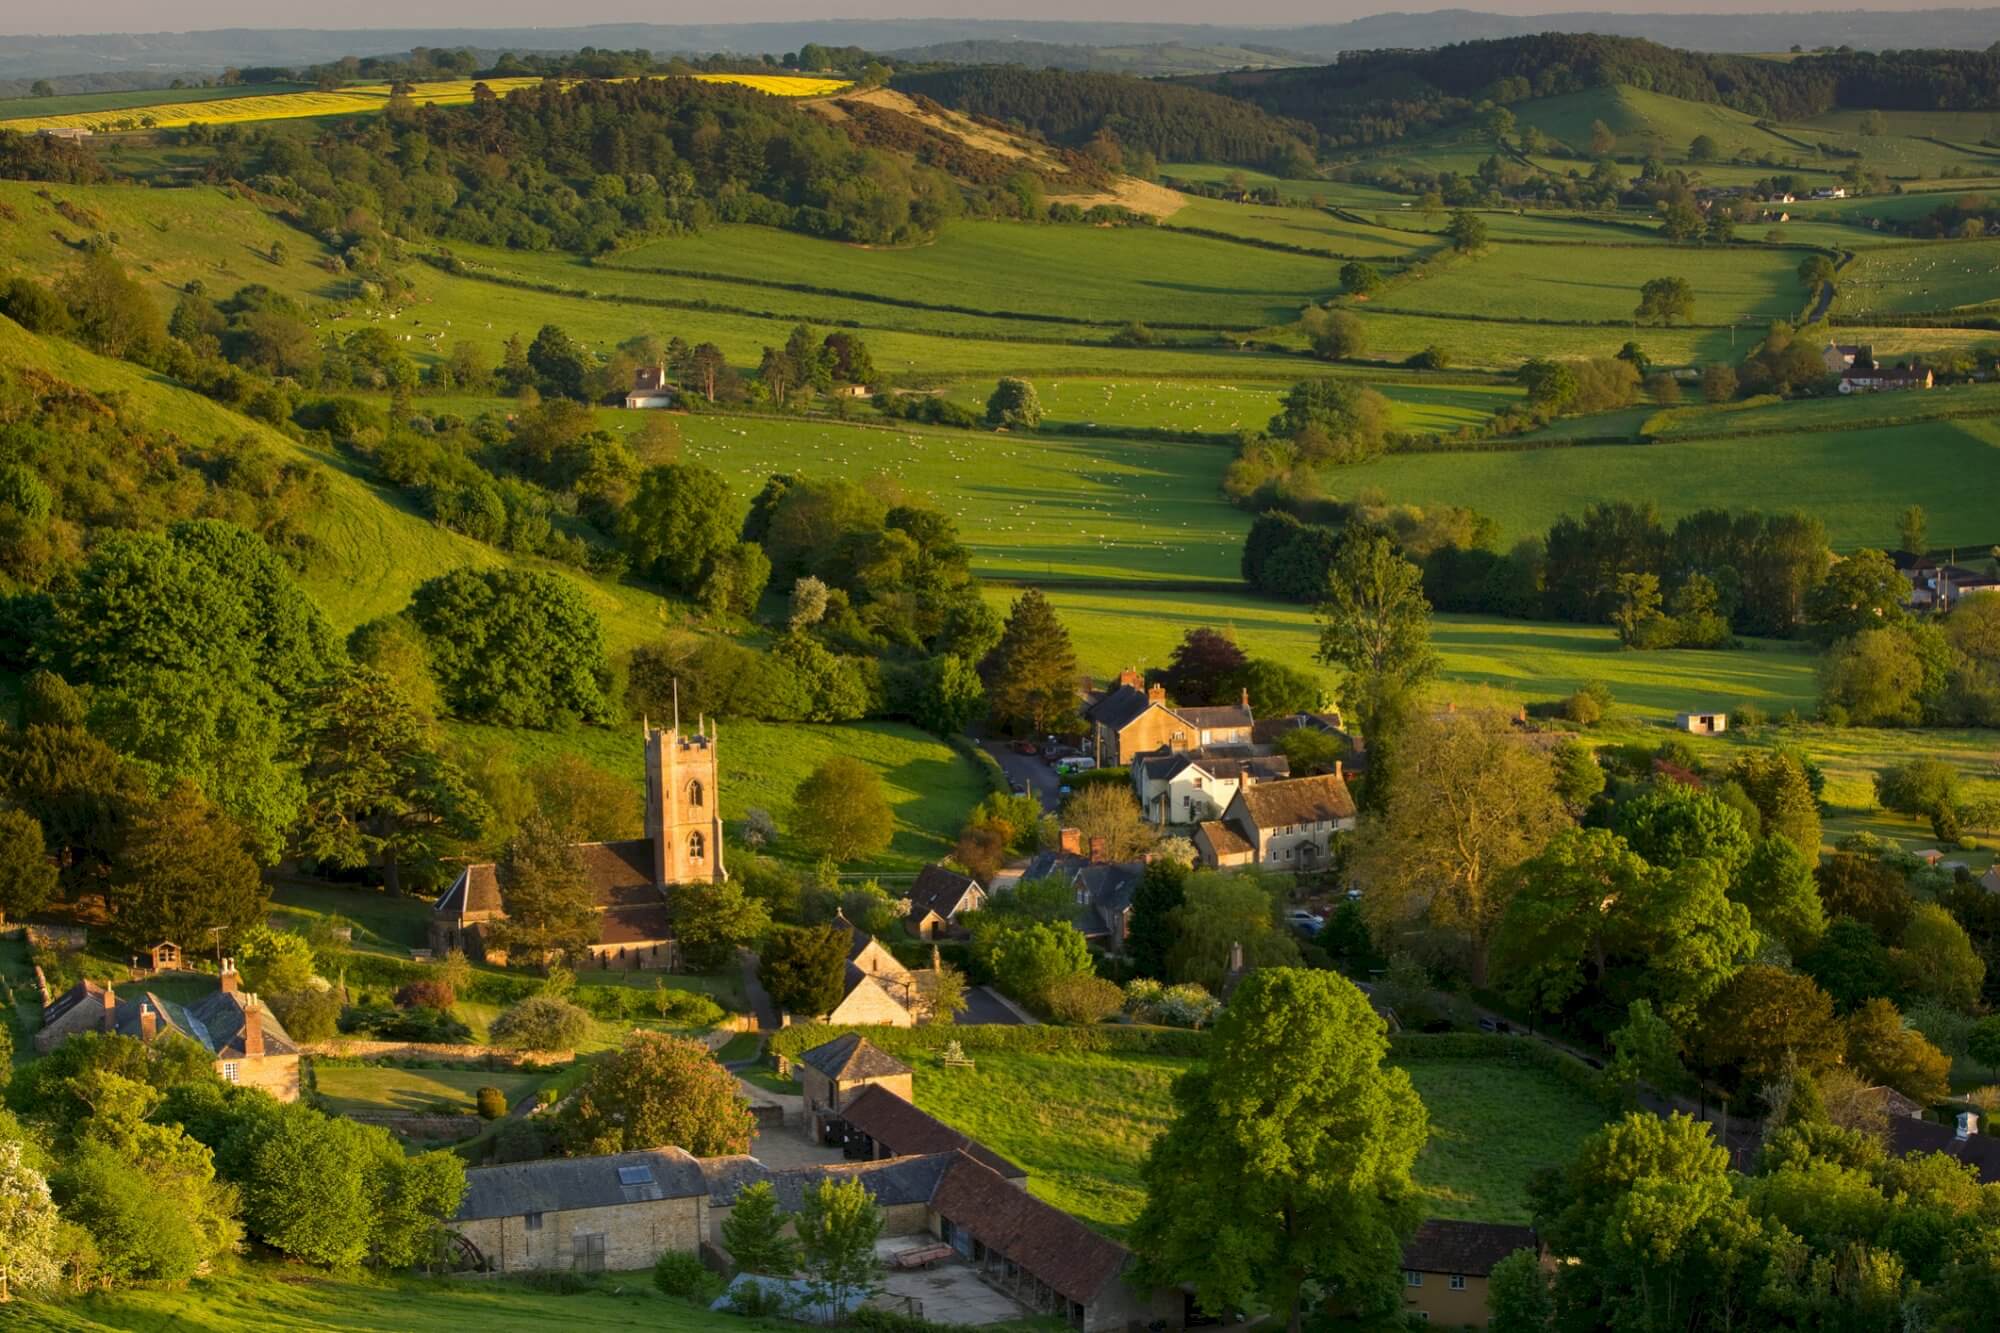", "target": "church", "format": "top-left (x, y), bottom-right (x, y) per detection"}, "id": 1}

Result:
top-left (429, 720), bottom-right (727, 969)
